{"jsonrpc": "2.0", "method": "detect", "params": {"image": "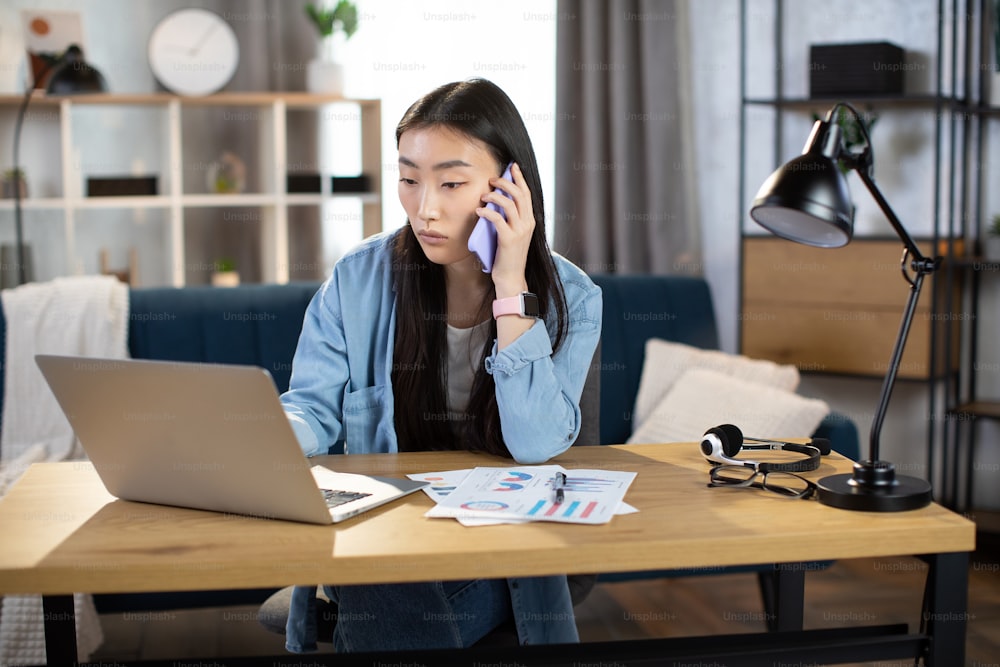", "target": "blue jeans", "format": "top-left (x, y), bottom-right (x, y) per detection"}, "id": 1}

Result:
top-left (323, 578), bottom-right (513, 652)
